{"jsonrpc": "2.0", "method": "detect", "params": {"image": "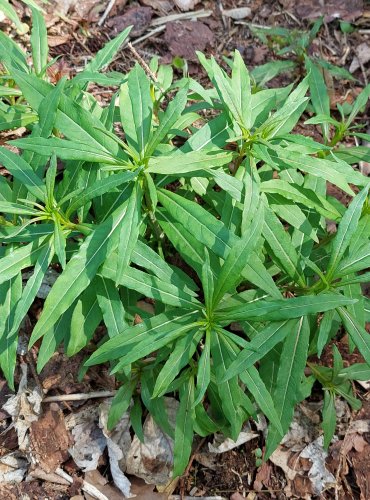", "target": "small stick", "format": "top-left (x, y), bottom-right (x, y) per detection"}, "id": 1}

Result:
top-left (150, 9), bottom-right (212, 27)
top-left (127, 42), bottom-right (159, 84)
top-left (98, 0), bottom-right (119, 27)
top-left (24, 351), bottom-right (44, 396)
top-left (131, 26), bottom-right (166, 47)
top-left (42, 390), bottom-right (116, 402)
